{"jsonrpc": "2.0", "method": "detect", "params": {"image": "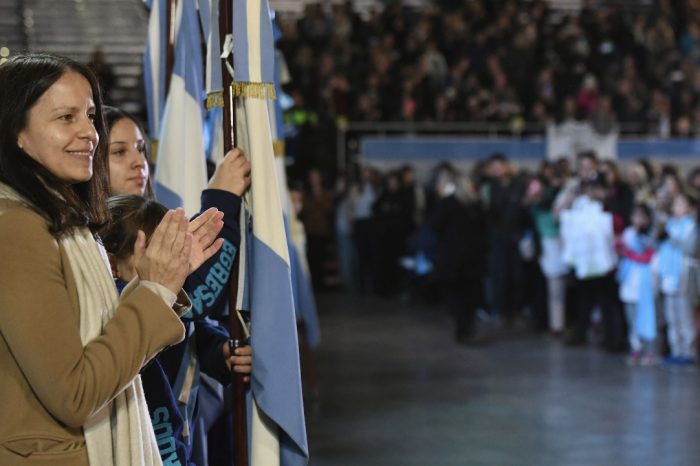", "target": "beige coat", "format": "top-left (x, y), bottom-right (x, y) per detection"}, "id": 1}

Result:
top-left (0, 199), bottom-right (186, 465)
